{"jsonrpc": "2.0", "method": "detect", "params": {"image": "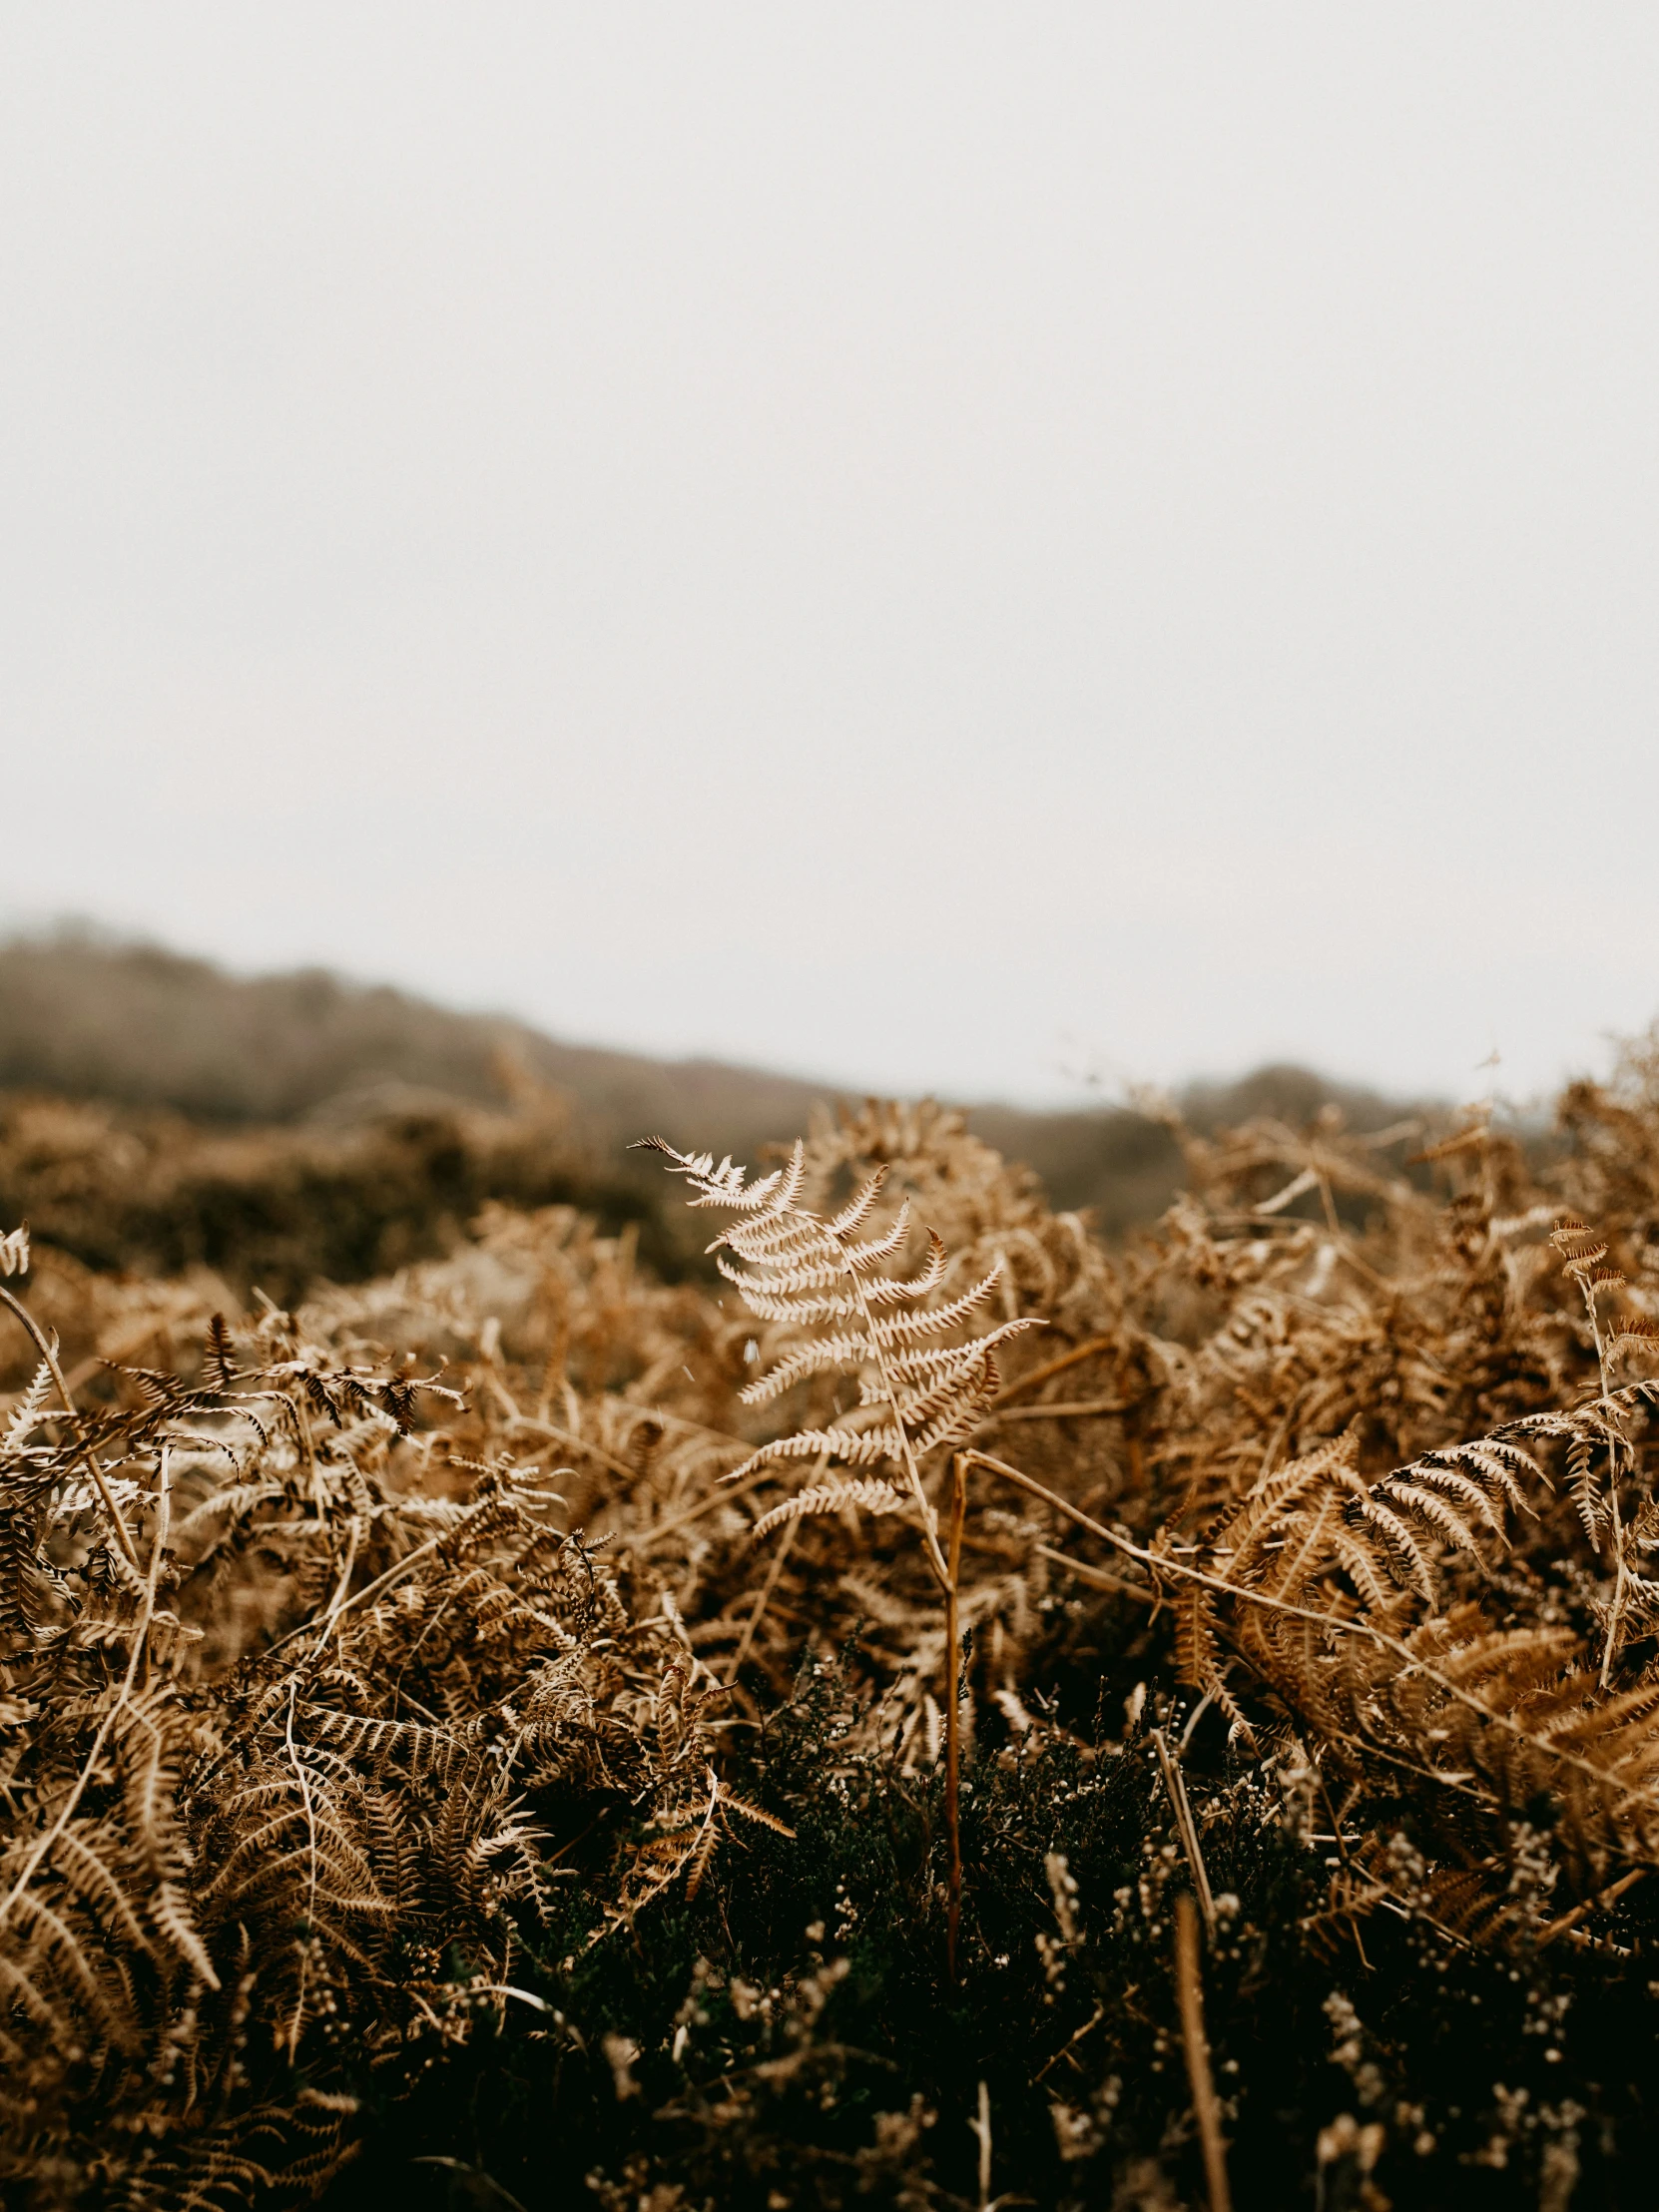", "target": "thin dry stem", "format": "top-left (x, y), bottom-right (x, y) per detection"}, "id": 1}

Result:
top-left (1175, 1893), bottom-right (1232, 2212)
top-left (945, 1451), bottom-right (967, 1979)
top-left (1153, 1729), bottom-right (1216, 1941)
